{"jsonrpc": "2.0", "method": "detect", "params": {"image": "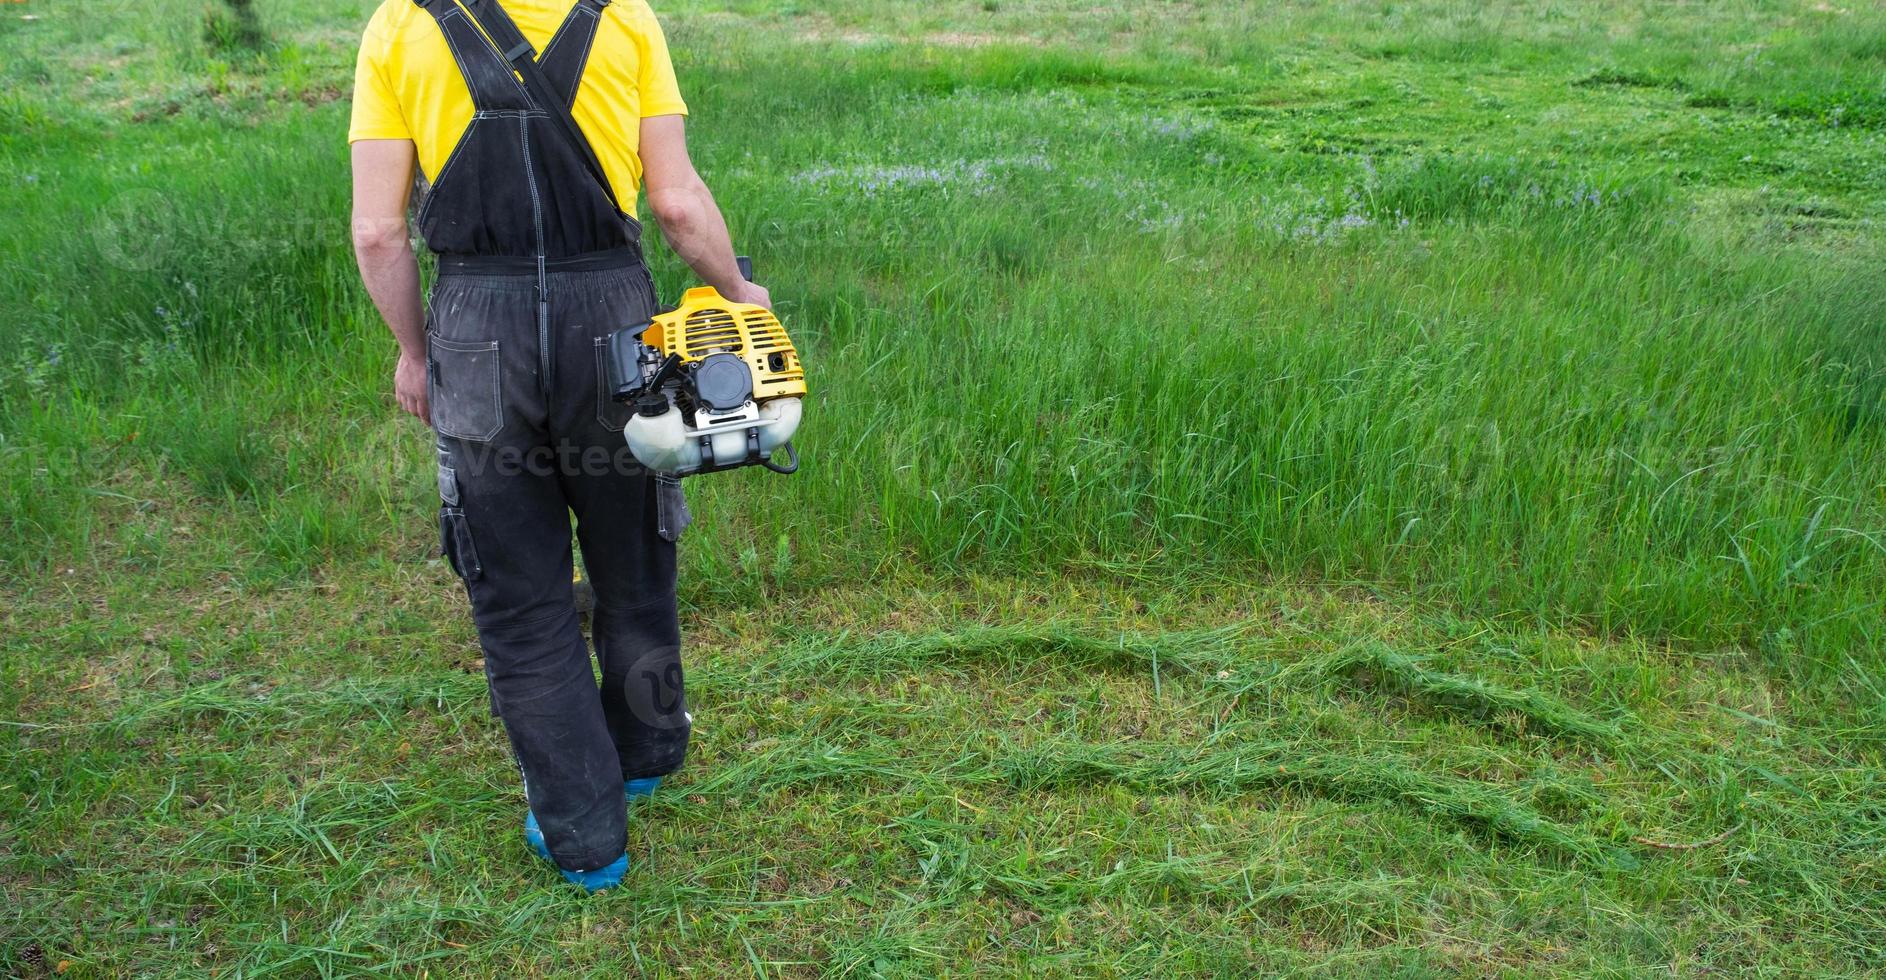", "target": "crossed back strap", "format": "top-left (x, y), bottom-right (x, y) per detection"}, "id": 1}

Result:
top-left (415, 0), bottom-right (624, 217)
